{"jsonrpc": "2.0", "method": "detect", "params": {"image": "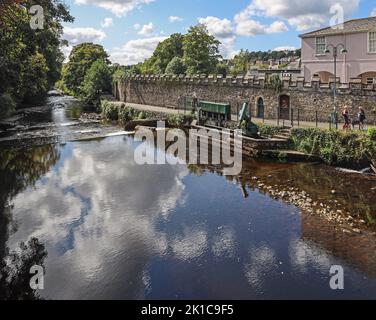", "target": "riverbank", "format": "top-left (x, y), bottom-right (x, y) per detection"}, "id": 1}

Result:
top-left (1, 94), bottom-right (375, 238)
top-left (100, 97), bottom-right (376, 171)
